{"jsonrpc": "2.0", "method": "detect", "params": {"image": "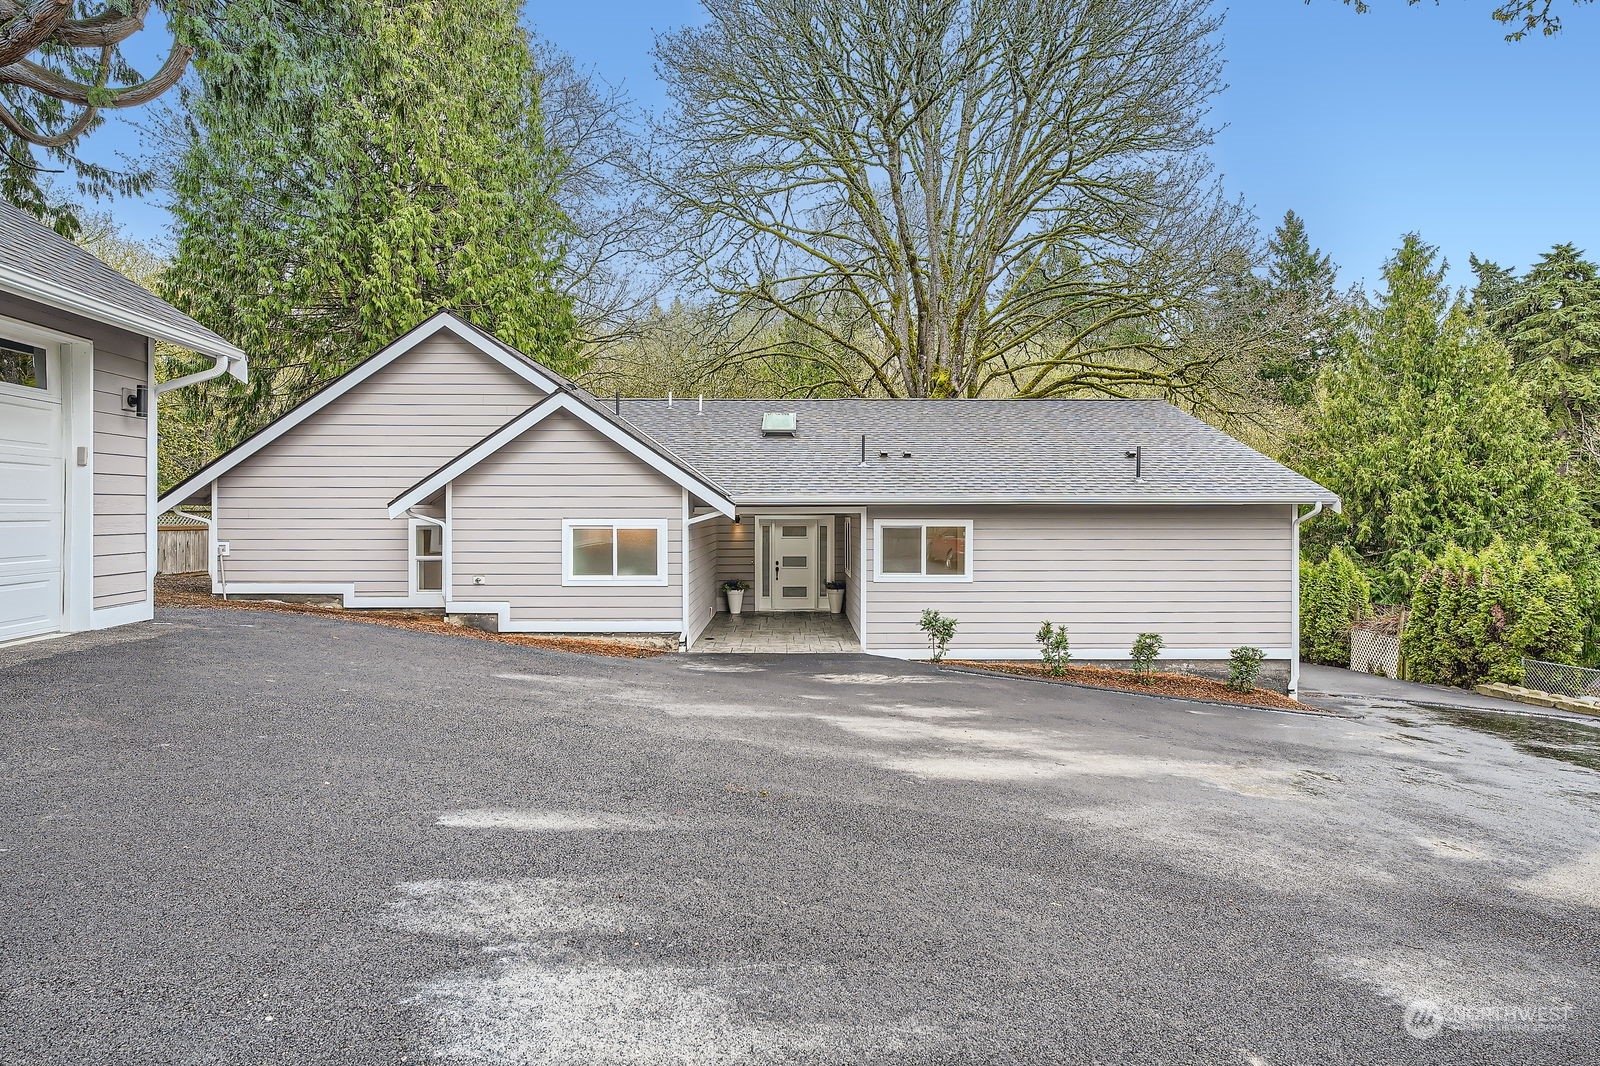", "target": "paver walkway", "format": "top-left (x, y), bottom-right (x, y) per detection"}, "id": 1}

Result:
top-left (693, 609), bottom-right (857, 652)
